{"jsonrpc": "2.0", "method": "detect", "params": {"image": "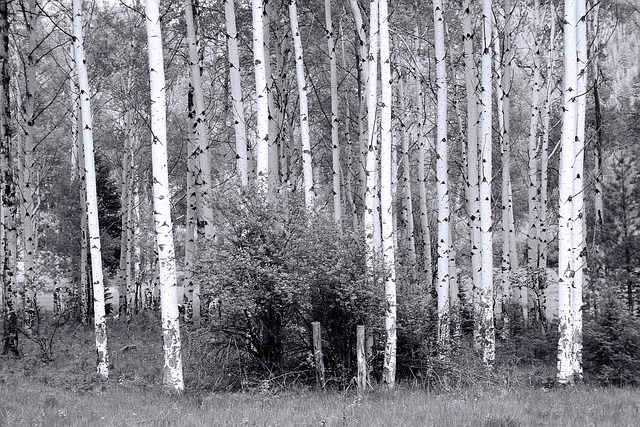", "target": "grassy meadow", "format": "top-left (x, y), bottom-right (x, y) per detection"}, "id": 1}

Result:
top-left (1, 314), bottom-right (639, 427)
